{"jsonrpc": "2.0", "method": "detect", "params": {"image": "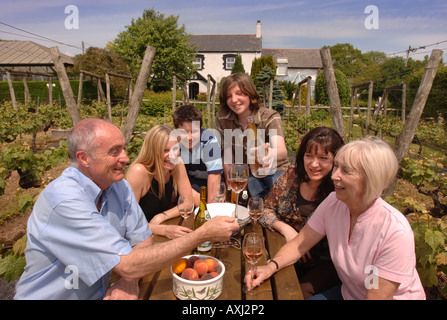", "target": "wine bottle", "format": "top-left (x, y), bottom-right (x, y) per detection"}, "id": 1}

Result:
top-left (247, 116), bottom-right (267, 178)
top-left (194, 186), bottom-right (212, 252)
